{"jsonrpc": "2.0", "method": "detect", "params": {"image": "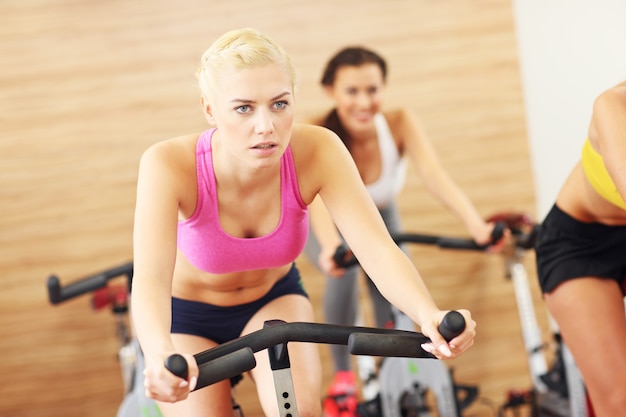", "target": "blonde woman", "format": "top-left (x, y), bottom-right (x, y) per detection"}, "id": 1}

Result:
top-left (131, 29), bottom-right (476, 417)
